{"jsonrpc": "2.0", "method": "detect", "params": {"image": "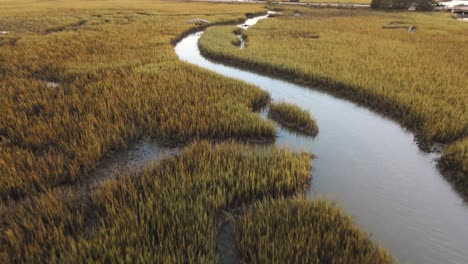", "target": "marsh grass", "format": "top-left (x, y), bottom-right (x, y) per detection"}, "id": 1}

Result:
top-left (438, 138), bottom-right (468, 199)
top-left (269, 102), bottom-right (319, 136)
top-left (236, 197), bottom-right (393, 263)
top-left (199, 7), bottom-right (468, 193)
top-left (0, 2), bottom-right (395, 262)
top-left (0, 0), bottom-right (273, 201)
top-left (0, 141), bottom-right (312, 262)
